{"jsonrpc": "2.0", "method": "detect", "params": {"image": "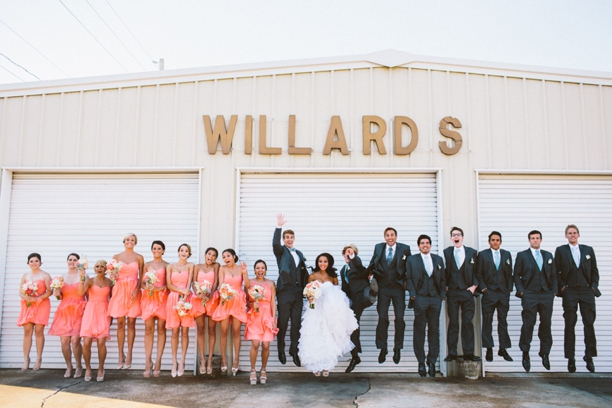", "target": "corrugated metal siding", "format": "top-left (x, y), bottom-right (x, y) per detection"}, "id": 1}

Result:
top-left (0, 173), bottom-right (200, 370)
top-left (236, 172), bottom-right (441, 373)
top-left (478, 174), bottom-right (612, 373)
